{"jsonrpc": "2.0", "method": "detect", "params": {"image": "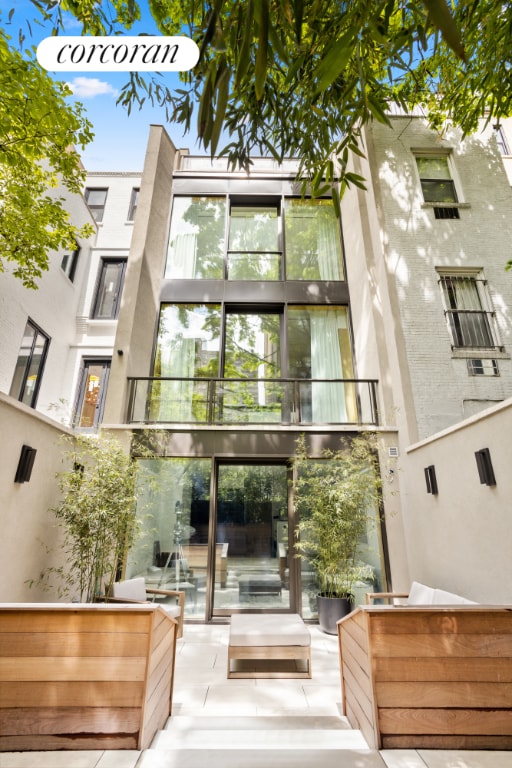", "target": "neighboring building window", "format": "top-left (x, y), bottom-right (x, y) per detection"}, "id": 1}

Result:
top-left (284, 199), bottom-right (344, 280)
top-left (91, 258), bottom-right (126, 319)
top-left (61, 241), bottom-right (80, 282)
top-left (416, 156), bottom-right (460, 219)
top-left (467, 359), bottom-right (499, 376)
top-left (438, 273), bottom-right (500, 349)
top-left (495, 126), bottom-right (510, 156)
top-left (74, 359), bottom-right (111, 429)
top-left (9, 319), bottom-right (50, 408)
top-left (228, 204), bottom-right (280, 280)
top-left (127, 187), bottom-right (139, 221)
top-left (85, 187), bottom-right (108, 222)
top-left (165, 197), bottom-right (225, 279)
